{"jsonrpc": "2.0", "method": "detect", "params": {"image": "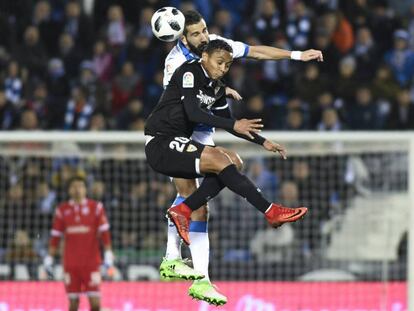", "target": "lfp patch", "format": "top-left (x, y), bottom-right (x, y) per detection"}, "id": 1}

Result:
top-left (183, 72), bottom-right (194, 88)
